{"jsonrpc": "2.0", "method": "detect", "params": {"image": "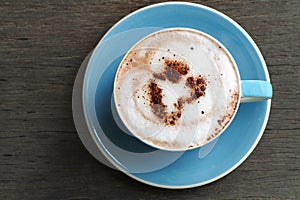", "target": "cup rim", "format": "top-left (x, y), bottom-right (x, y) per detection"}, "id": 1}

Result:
top-left (113, 27), bottom-right (242, 151)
